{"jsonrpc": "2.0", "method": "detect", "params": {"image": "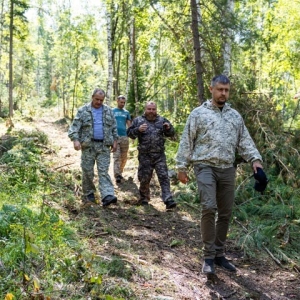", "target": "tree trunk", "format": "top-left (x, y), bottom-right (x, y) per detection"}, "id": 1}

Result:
top-left (71, 41), bottom-right (80, 119)
top-left (190, 0), bottom-right (205, 104)
top-left (126, 18), bottom-right (134, 99)
top-left (223, 0), bottom-right (234, 76)
top-left (0, 0), bottom-right (5, 115)
top-left (106, 1), bottom-right (113, 104)
top-left (132, 20), bottom-right (139, 116)
top-left (9, 0), bottom-right (14, 117)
